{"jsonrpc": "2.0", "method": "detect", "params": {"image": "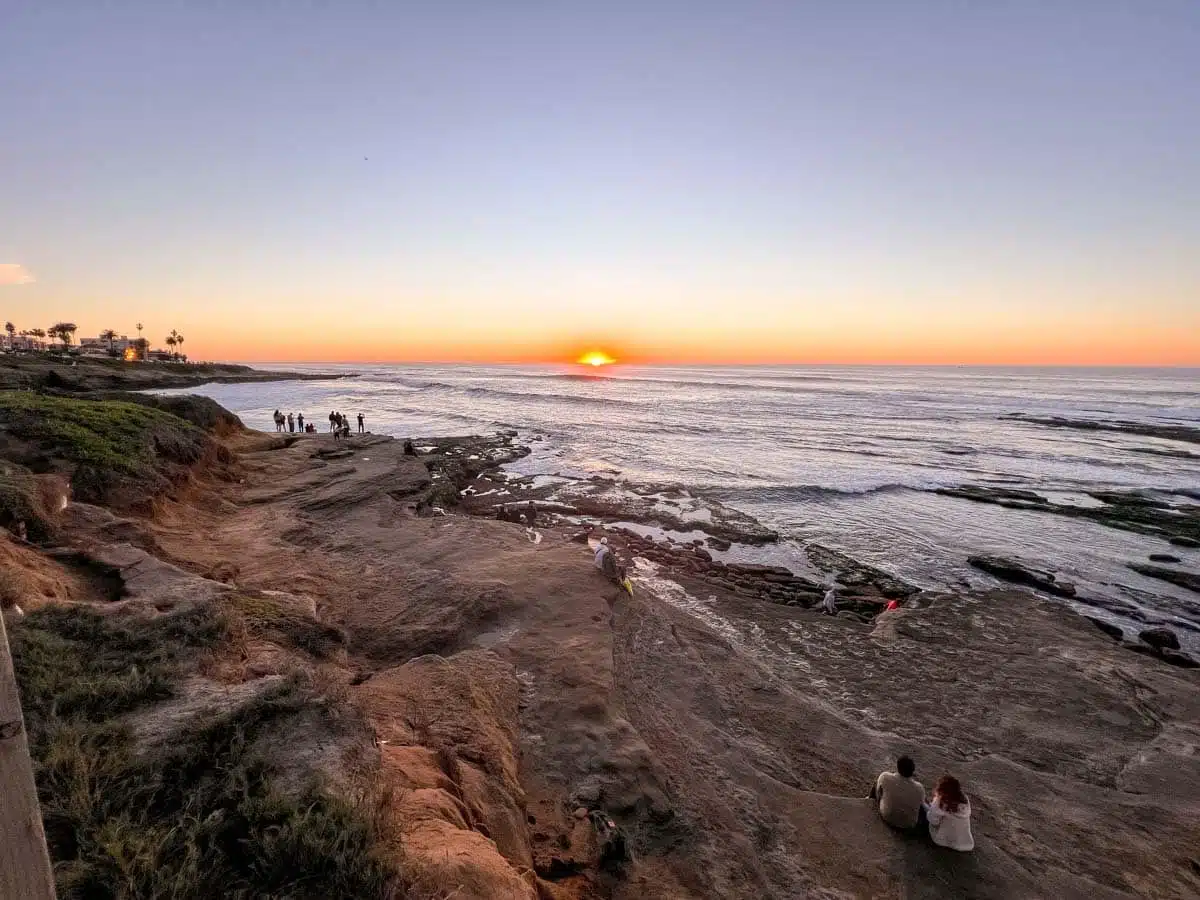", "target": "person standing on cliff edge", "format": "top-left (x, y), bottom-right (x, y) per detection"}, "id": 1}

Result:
top-left (357, 413), bottom-right (365, 433)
